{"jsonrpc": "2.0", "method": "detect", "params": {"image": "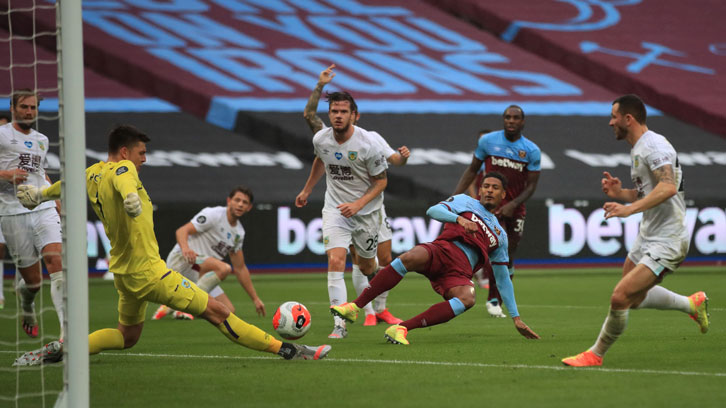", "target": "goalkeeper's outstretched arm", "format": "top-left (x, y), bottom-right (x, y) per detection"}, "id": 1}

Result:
top-left (17, 180), bottom-right (61, 209)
